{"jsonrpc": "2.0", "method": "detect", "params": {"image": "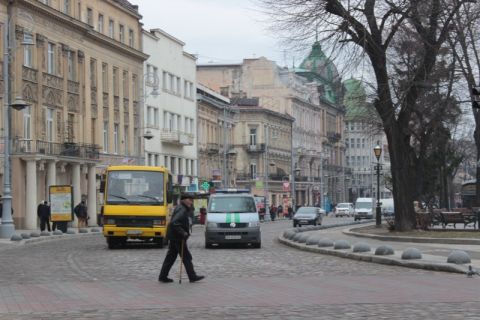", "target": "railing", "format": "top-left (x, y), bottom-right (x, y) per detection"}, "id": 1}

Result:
top-left (160, 129), bottom-right (194, 146)
top-left (245, 144), bottom-right (265, 152)
top-left (12, 139), bottom-right (100, 160)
